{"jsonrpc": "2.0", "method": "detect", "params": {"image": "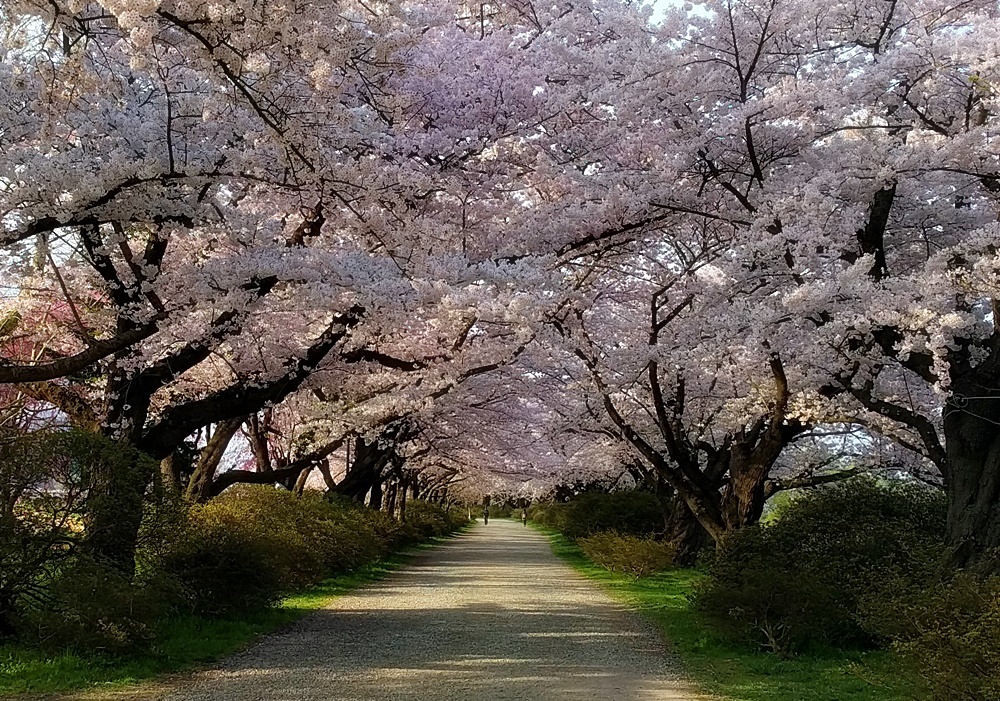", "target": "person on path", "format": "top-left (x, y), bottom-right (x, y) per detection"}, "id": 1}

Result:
top-left (482, 506), bottom-right (489, 525)
top-left (521, 509), bottom-right (528, 527)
